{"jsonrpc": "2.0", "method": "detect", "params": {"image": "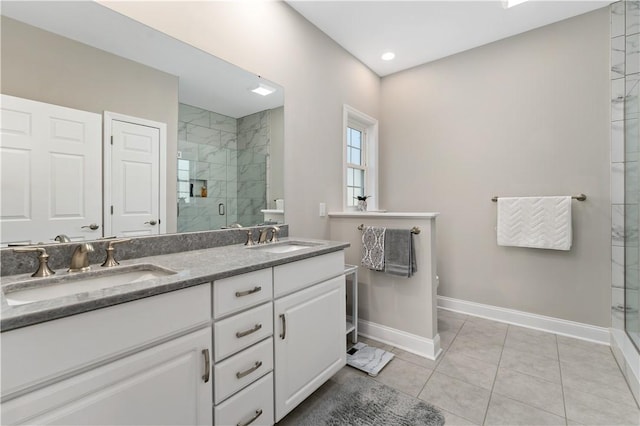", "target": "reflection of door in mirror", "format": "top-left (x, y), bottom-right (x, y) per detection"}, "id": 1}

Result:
top-left (177, 104), bottom-right (282, 231)
top-left (106, 115), bottom-right (166, 237)
top-left (0, 95), bottom-right (102, 246)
